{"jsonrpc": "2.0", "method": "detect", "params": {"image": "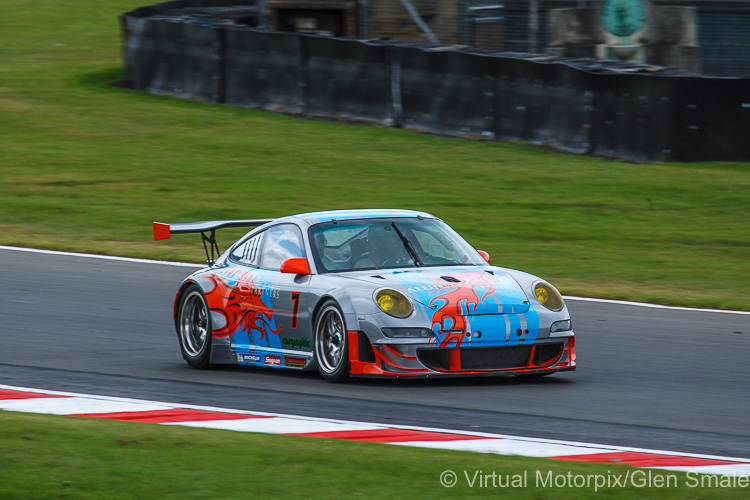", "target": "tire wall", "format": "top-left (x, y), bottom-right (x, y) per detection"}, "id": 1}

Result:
top-left (121, 4), bottom-right (750, 162)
